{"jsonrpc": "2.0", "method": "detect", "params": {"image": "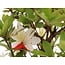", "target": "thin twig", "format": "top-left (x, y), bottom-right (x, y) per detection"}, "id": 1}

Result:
top-left (47, 26), bottom-right (65, 42)
top-left (4, 38), bottom-right (14, 57)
